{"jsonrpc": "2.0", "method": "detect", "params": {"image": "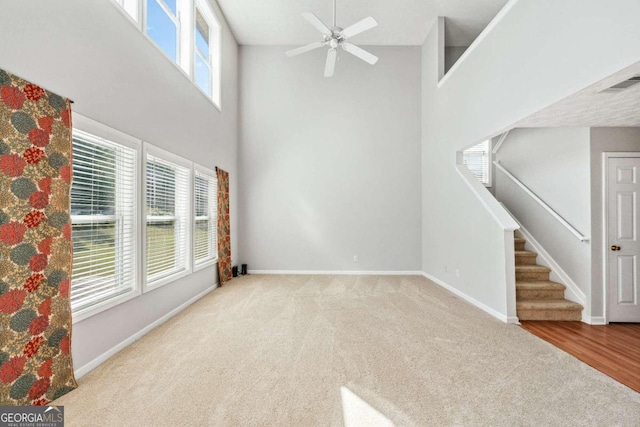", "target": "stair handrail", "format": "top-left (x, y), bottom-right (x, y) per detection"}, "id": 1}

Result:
top-left (492, 130), bottom-right (510, 154)
top-left (493, 161), bottom-right (590, 242)
top-left (456, 163), bottom-right (519, 231)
